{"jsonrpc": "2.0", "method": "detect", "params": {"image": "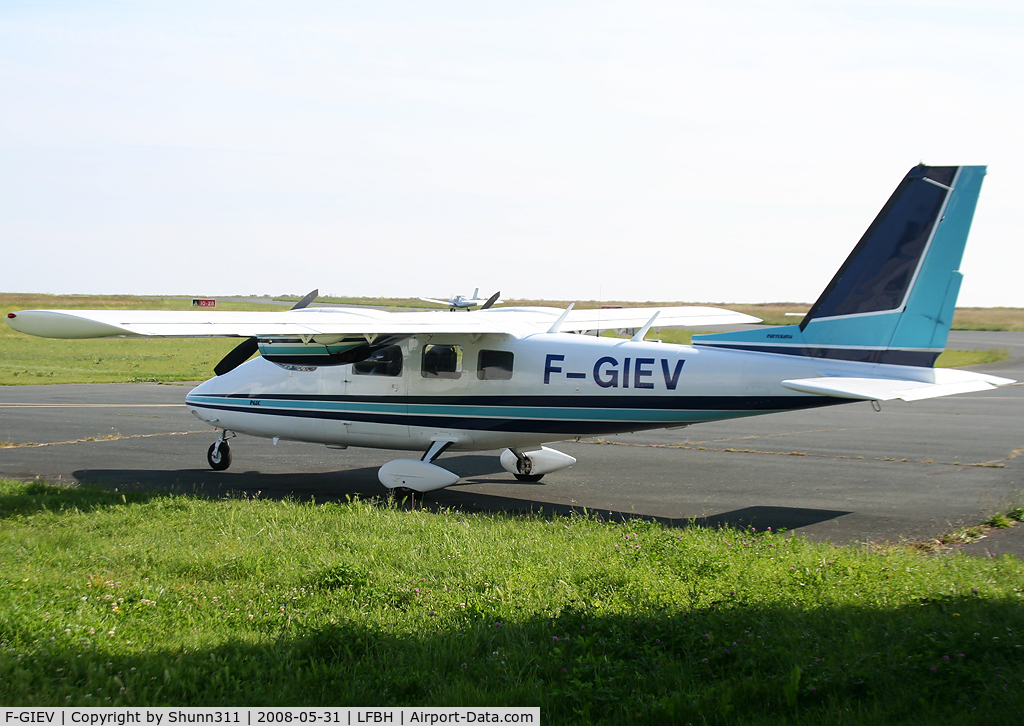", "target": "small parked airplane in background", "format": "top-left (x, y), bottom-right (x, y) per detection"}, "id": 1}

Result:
top-left (7, 165), bottom-right (1013, 493)
top-left (419, 289), bottom-right (502, 311)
